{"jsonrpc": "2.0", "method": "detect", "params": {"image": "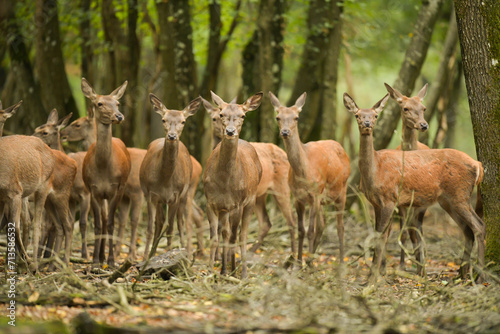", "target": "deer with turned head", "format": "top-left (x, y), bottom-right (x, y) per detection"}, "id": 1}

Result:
top-left (0, 100), bottom-right (23, 136)
top-left (343, 92), bottom-right (485, 280)
top-left (385, 83), bottom-right (430, 274)
top-left (203, 92), bottom-right (263, 278)
top-left (81, 78), bottom-right (131, 268)
top-left (33, 109), bottom-right (78, 270)
top-left (202, 97), bottom-right (296, 254)
top-left (269, 92), bottom-right (350, 266)
top-left (140, 94), bottom-right (201, 258)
